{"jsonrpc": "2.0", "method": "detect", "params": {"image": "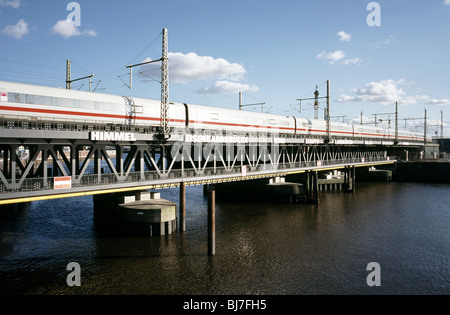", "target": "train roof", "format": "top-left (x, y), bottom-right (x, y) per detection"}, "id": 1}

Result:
top-left (0, 80), bottom-right (295, 120)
